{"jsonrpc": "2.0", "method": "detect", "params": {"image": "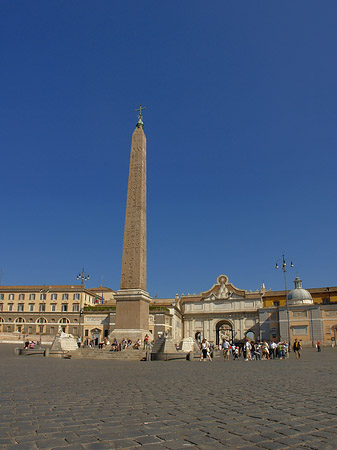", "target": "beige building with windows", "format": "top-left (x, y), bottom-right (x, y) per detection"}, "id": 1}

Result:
top-left (178, 275), bottom-right (264, 345)
top-left (260, 275), bottom-right (337, 346)
top-left (0, 284), bottom-right (176, 344)
top-left (0, 285), bottom-right (101, 338)
top-left (1, 275), bottom-right (336, 347)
